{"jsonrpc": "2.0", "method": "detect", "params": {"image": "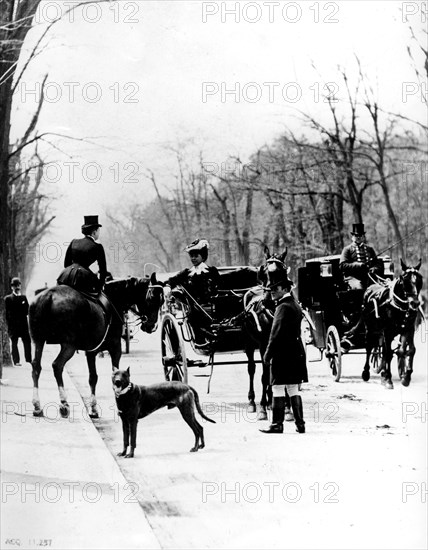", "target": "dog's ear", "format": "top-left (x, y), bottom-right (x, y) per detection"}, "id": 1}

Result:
top-left (126, 366), bottom-right (130, 376)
